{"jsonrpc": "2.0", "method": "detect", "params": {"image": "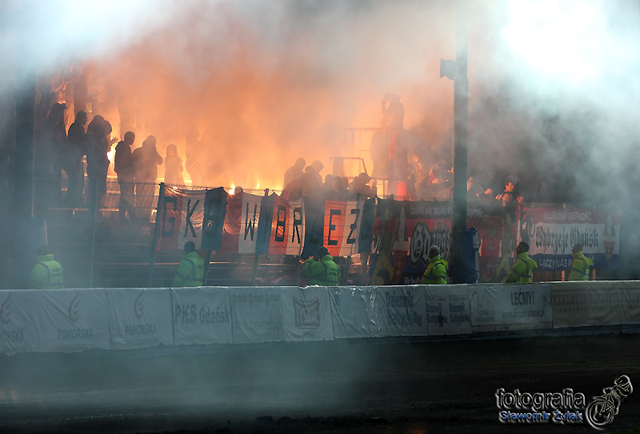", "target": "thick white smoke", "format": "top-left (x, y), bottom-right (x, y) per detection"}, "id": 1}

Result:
top-left (3, 0), bottom-right (640, 198)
